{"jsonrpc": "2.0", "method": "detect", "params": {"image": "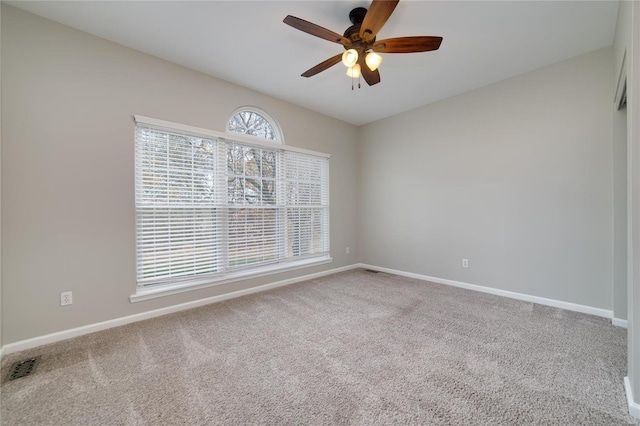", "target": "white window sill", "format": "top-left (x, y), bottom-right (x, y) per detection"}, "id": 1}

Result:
top-left (130, 256), bottom-right (332, 303)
